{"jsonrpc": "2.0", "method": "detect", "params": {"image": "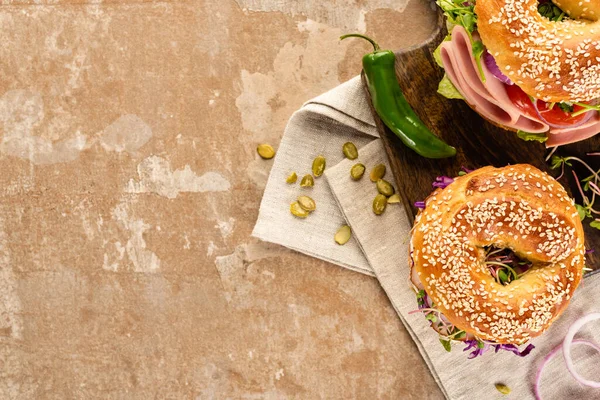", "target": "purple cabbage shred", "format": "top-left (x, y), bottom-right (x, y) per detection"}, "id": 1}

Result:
top-left (585, 249), bottom-right (595, 254)
top-left (494, 343), bottom-right (535, 357)
top-left (463, 340), bottom-right (535, 359)
top-left (417, 291), bottom-right (535, 359)
top-left (417, 170), bottom-right (471, 210)
top-left (483, 51), bottom-right (514, 85)
top-left (432, 176), bottom-right (454, 189)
